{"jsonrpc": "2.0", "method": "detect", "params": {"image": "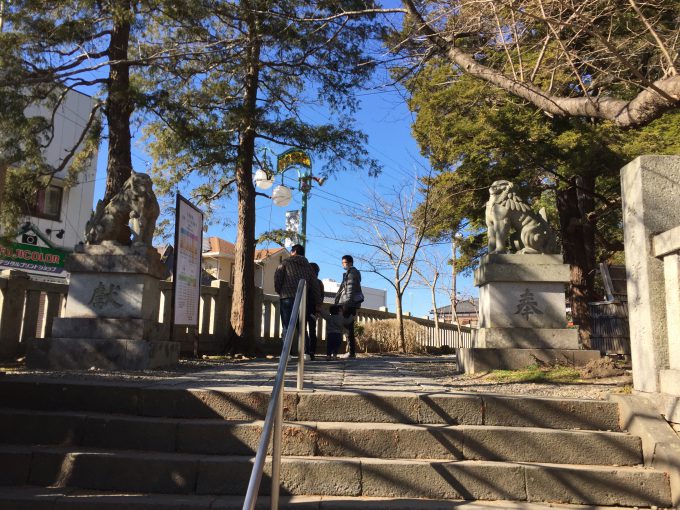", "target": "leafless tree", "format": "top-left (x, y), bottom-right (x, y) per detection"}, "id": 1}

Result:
top-left (341, 180), bottom-right (436, 352)
top-left (395, 0), bottom-right (679, 127)
top-left (413, 245), bottom-right (447, 340)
